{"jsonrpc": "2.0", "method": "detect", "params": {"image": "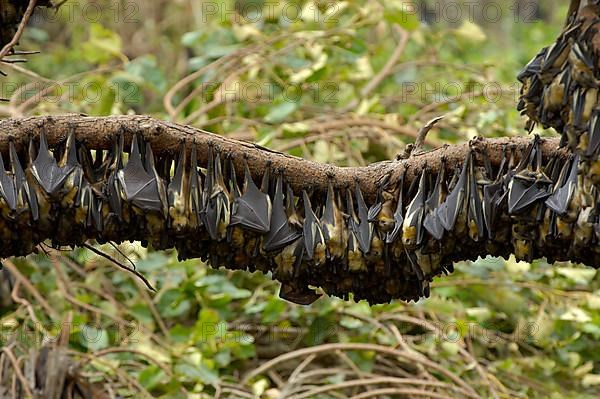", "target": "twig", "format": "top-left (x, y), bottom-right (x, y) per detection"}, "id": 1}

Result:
top-left (360, 25), bottom-right (410, 98)
top-left (2, 259), bottom-right (57, 318)
top-left (0, 0), bottom-right (38, 61)
top-left (413, 114), bottom-right (446, 154)
top-left (1, 346), bottom-right (34, 398)
top-left (82, 243), bottom-right (156, 292)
